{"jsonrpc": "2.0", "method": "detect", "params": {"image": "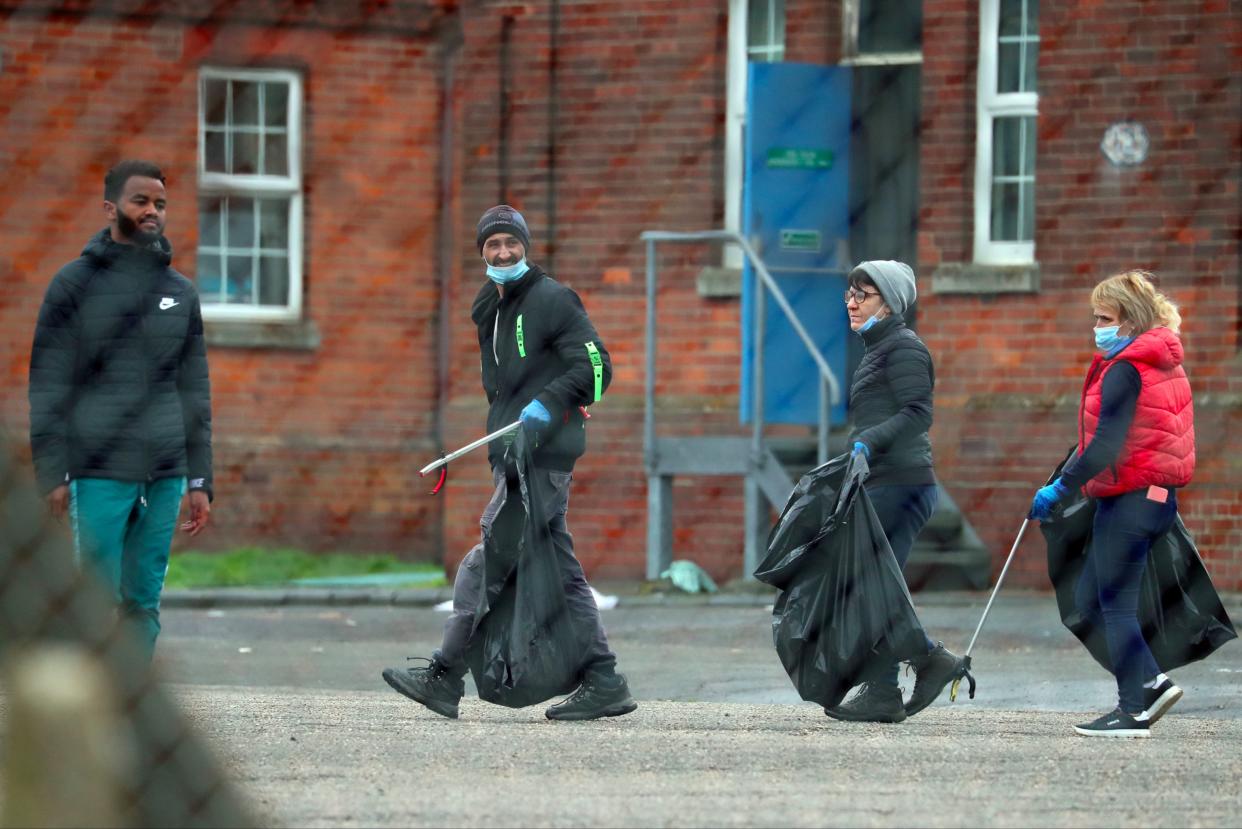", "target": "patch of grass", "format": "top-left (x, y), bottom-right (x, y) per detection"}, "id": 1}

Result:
top-left (166, 547), bottom-right (446, 589)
